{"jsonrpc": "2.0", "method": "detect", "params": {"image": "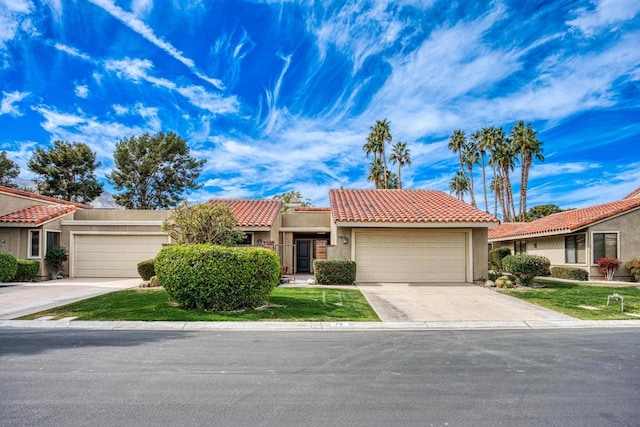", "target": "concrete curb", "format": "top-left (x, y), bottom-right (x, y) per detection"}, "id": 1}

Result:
top-left (1, 319), bottom-right (639, 331)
